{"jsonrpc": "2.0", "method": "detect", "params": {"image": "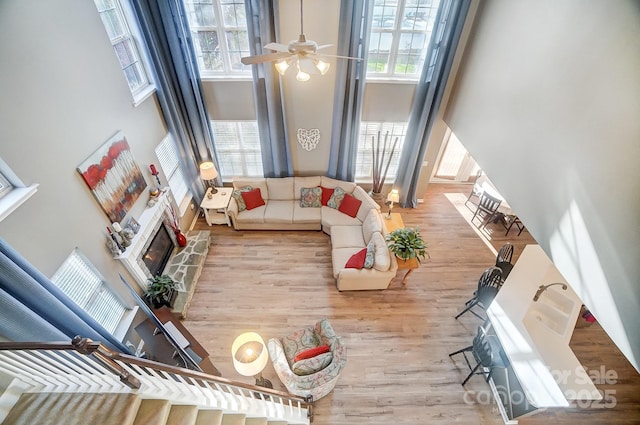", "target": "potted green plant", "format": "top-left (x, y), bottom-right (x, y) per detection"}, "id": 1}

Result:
top-left (385, 227), bottom-right (430, 264)
top-left (144, 274), bottom-right (177, 309)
